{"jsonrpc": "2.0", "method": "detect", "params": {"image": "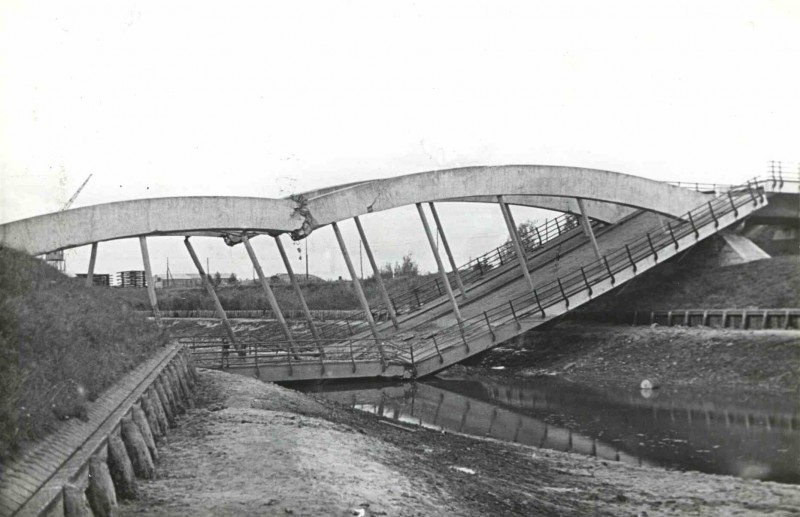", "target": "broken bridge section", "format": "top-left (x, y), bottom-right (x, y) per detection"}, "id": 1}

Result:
top-left (190, 177), bottom-right (782, 382)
